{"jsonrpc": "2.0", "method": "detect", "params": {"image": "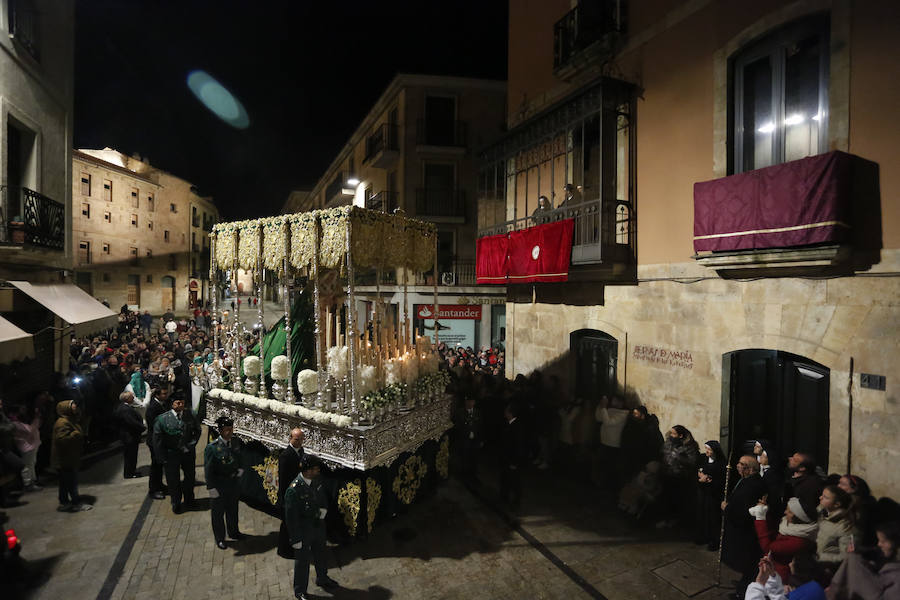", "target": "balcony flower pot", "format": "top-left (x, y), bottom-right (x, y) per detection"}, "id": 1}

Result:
top-left (8, 219), bottom-right (25, 244)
